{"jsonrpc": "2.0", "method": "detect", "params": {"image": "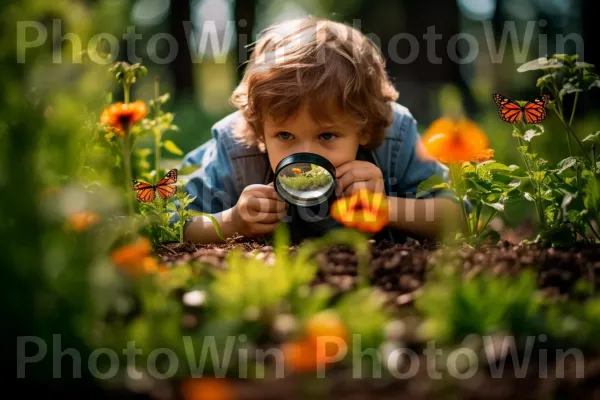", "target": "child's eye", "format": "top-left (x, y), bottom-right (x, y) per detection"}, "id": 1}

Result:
top-left (319, 133), bottom-right (337, 141)
top-left (278, 132), bottom-right (294, 140)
